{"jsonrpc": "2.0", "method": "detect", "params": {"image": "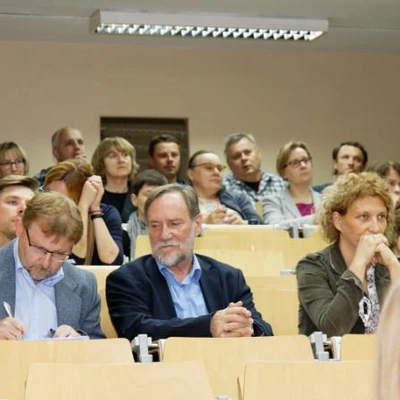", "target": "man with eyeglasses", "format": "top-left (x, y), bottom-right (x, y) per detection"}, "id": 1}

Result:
top-left (187, 150), bottom-right (262, 225)
top-left (223, 133), bottom-right (287, 207)
top-left (0, 192), bottom-right (104, 340)
top-left (0, 175), bottom-right (38, 248)
top-left (34, 126), bottom-right (86, 186)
